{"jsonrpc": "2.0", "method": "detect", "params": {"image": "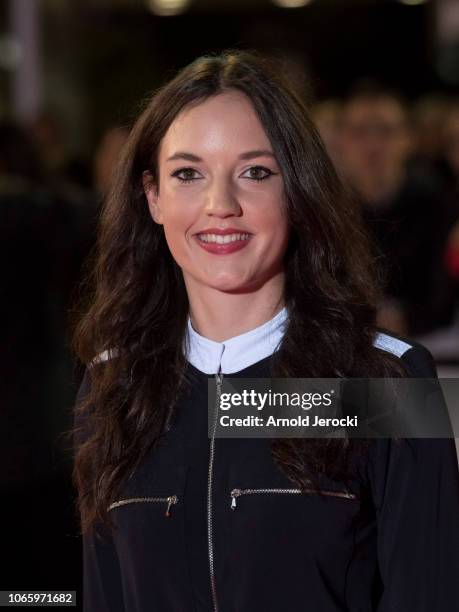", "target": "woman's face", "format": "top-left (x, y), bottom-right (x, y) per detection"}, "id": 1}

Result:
top-left (144, 90), bottom-right (289, 294)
